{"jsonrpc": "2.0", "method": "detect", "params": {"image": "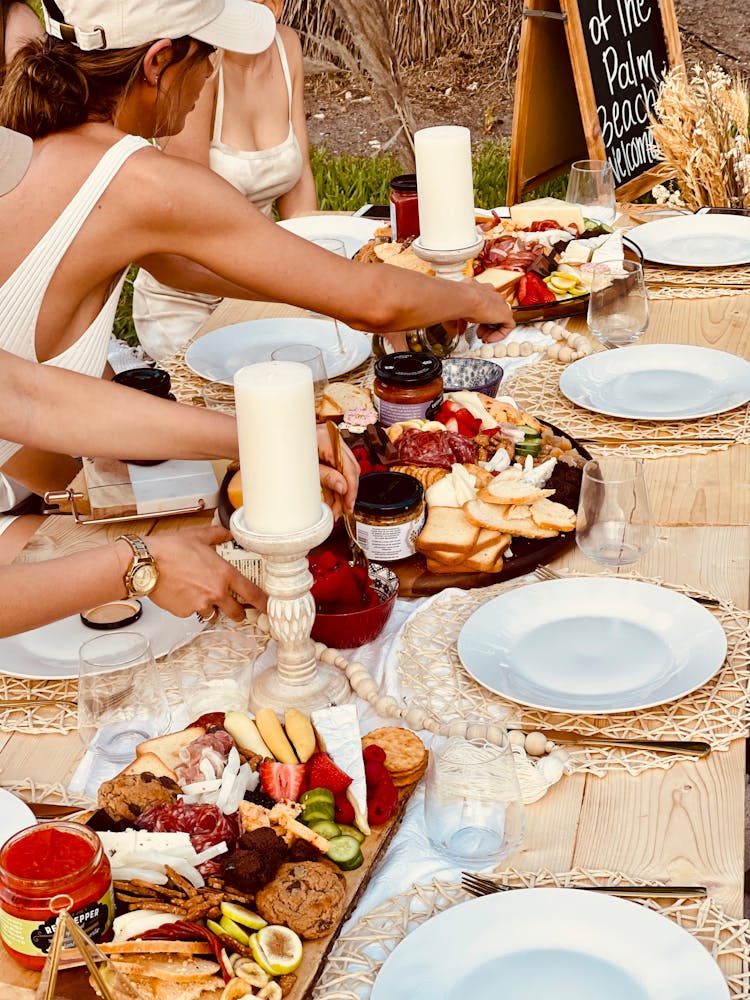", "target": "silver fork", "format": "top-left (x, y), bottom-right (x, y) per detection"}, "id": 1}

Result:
top-left (533, 564), bottom-right (561, 582)
top-left (533, 562), bottom-right (721, 608)
top-left (461, 871), bottom-right (707, 899)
